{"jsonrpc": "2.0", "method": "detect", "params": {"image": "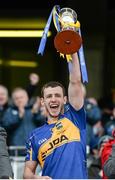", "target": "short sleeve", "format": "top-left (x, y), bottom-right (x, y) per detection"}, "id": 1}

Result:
top-left (25, 137), bottom-right (38, 162)
top-left (65, 103), bottom-right (86, 130)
